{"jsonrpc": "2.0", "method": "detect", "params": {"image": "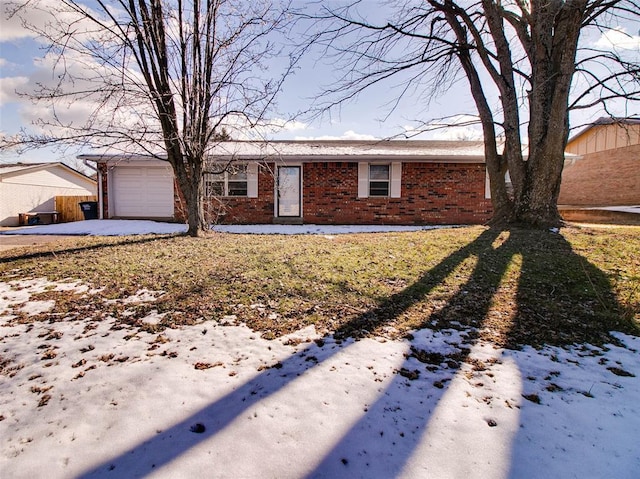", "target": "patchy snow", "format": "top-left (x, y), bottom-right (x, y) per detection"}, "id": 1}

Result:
top-left (203, 139), bottom-right (487, 160)
top-left (1, 279), bottom-right (638, 478)
top-left (1, 220), bottom-right (188, 236)
top-left (105, 289), bottom-right (166, 305)
top-left (0, 219), bottom-right (449, 236)
top-left (214, 224), bottom-right (448, 235)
